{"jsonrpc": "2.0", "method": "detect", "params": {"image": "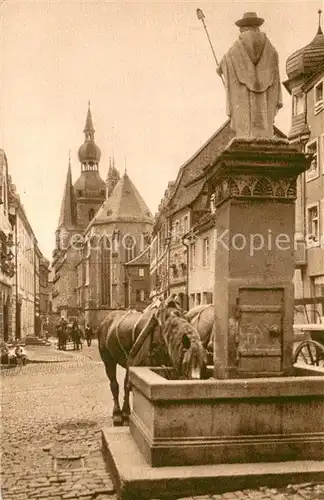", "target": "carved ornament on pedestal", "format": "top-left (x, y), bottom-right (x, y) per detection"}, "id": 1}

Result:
top-left (213, 175), bottom-right (297, 206)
